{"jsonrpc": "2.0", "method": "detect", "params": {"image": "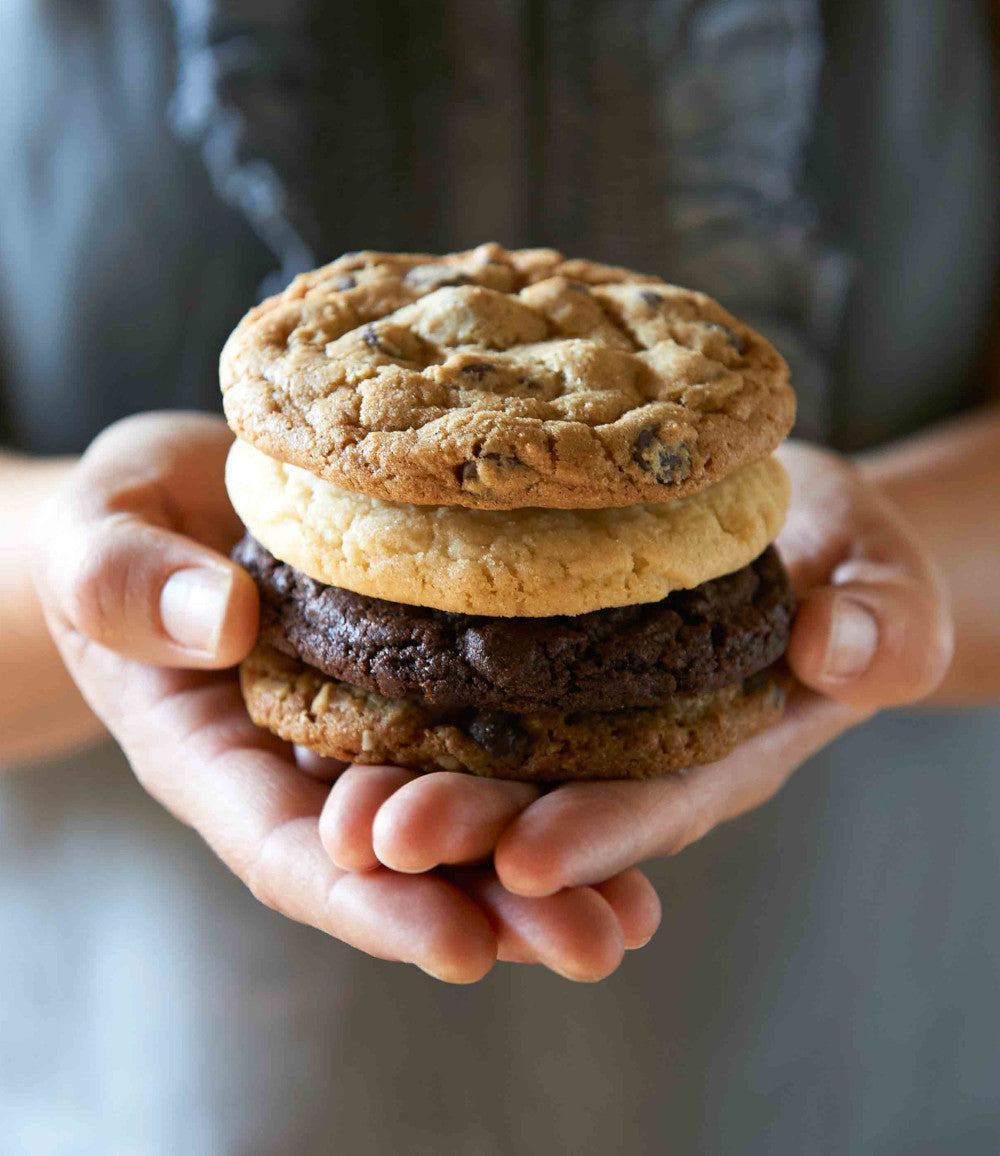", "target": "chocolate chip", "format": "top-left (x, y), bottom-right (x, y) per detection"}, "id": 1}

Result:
top-left (466, 711), bottom-right (533, 763)
top-left (404, 267), bottom-right (472, 290)
top-left (639, 289), bottom-right (664, 307)
top-left (459, 362), bottom-right (496, 379)
top-left (567, 280), bottom-right (591, 293)
top-left (333, 275), bottom-right (357, 291)
top-left (631, 428), bottom-right (692, 485)
top-left (742, 670), bottom-right (770, 695)
top-left (742, 671), bottom-right (785, 708)
top-left (459, 452), bottom-right (525, 488)
top-left (360, 325), bottom-right (411, 360)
